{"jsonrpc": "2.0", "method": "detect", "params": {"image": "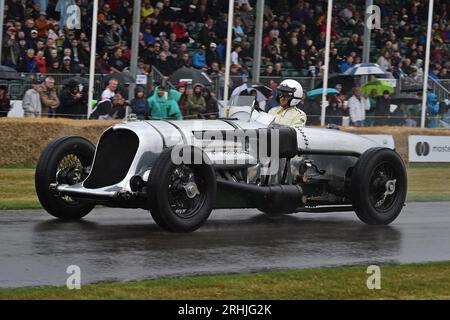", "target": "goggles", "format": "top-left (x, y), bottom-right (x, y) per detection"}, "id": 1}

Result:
top-left (277, 84), bottom-right (297, 99)
top-left (278, 92), bottom-right (293, 99)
